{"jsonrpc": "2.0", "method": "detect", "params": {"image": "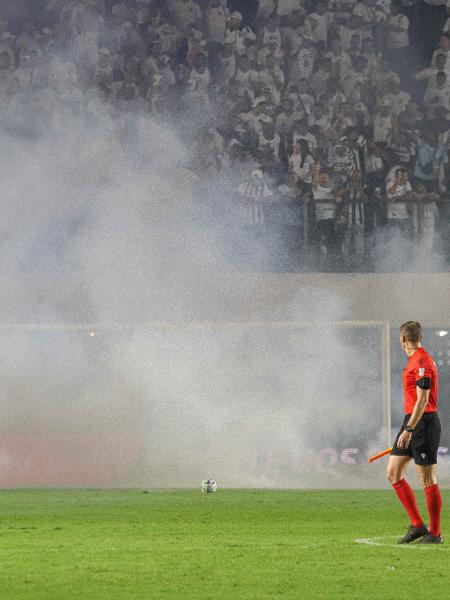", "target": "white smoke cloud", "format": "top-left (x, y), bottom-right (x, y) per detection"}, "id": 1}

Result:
top-left (0, 70), bottom-right (396, 489)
